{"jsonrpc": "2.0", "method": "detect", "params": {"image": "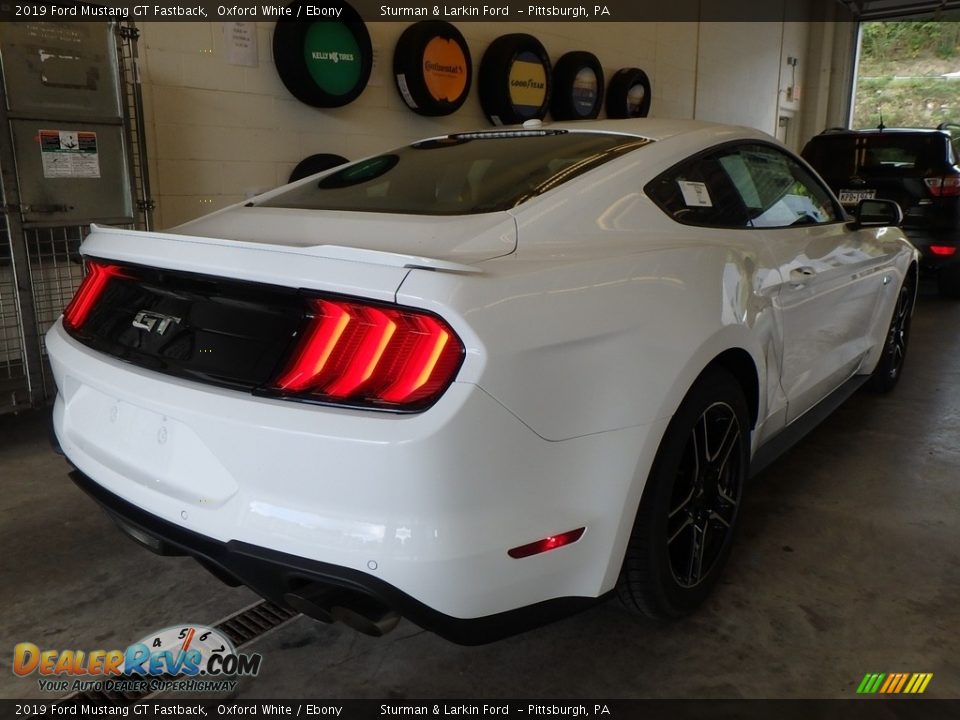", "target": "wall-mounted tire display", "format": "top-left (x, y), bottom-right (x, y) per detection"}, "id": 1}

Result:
top-left (478, 34), bottom-right (552, 126)
top-left (606, 67), bottom-right (652, 119)
top-left (273, 0), bottom-right (372, 108)
top-left (288, 153), bottom-right (349, 183)
top-left (550, 51), bottom-right (604, 121)
top-left (393, 21), bottom-right (472, 116)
